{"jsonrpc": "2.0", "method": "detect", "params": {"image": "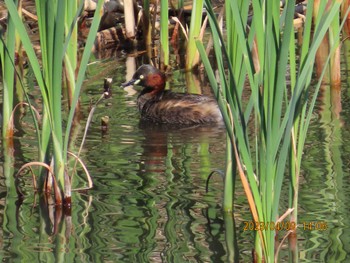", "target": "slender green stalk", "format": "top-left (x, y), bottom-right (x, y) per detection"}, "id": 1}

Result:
top-left (160, 0), bottom-right (169, 66)
top-left (185, 0), bottom-right (203, 70)
top-left (329, 4), bottom-right (341, 85)
top-left (64, 0), bottom-right (82, 103)
top-left (223, 136), bottom-right (234, 211)
top-left (0, 0), bottom-right (17, 139)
